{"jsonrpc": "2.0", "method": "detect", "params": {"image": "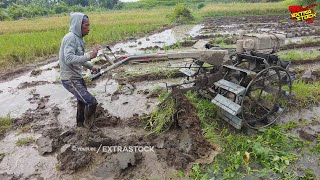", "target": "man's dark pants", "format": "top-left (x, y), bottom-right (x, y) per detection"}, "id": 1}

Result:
top-left (62, 79), bottom-right (97, 127)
